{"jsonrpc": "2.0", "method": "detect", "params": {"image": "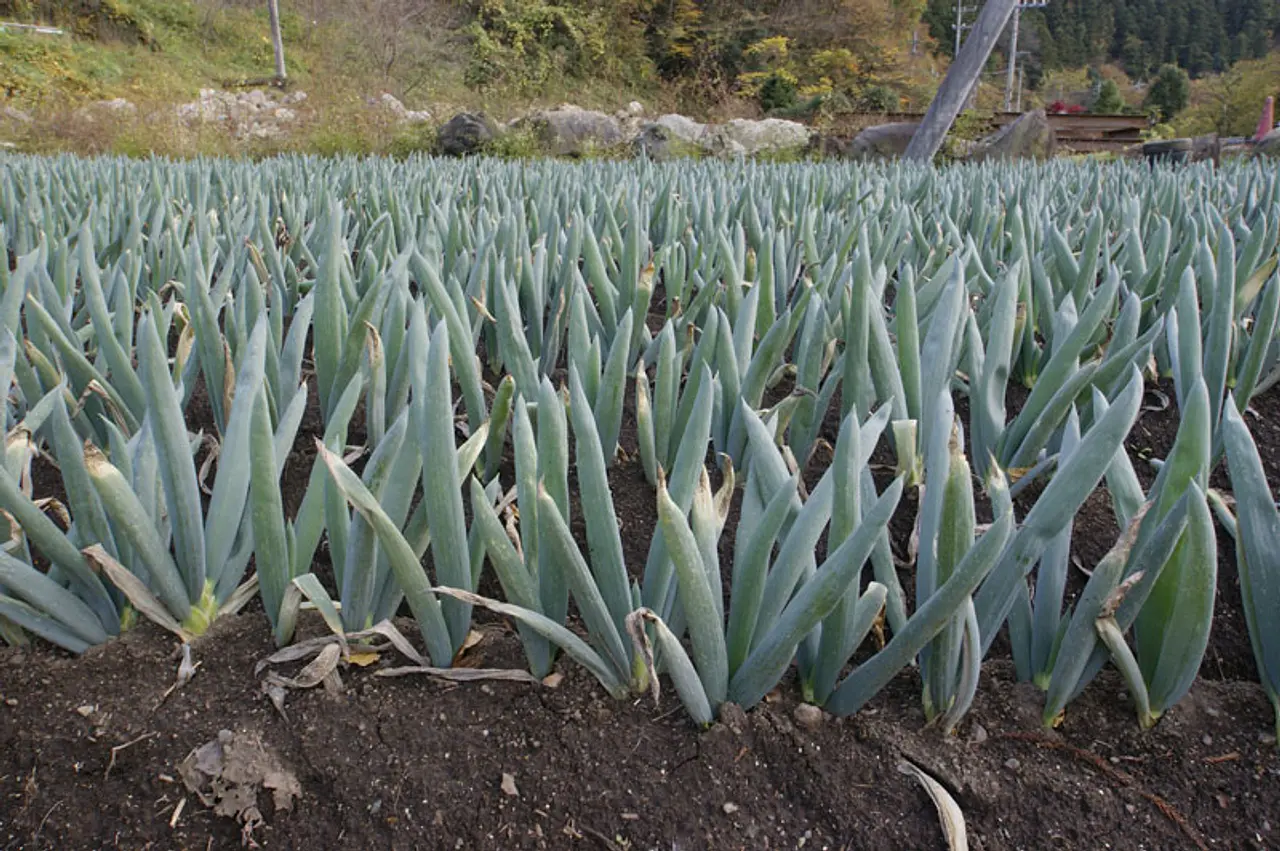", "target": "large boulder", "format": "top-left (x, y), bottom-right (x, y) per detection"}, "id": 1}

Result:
top-left (847, 122), bottom-right (919, 160)
top-left (1257, 129), bottom-right (1280, 158)
top-left (634, 123), bottom-right (681, 161)
top-left (722, 118), bottom-right (812, 156)
top-left (635, 114), bottom-right (746, 159)
top-left (969, 109), bottom-right (1056, 161)
top-left (635, 114), bottom-right (717, 159)
top-left (524, 105), bottom-right (624, 156)
top-left (438, 112), bottom-right (497, 157)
